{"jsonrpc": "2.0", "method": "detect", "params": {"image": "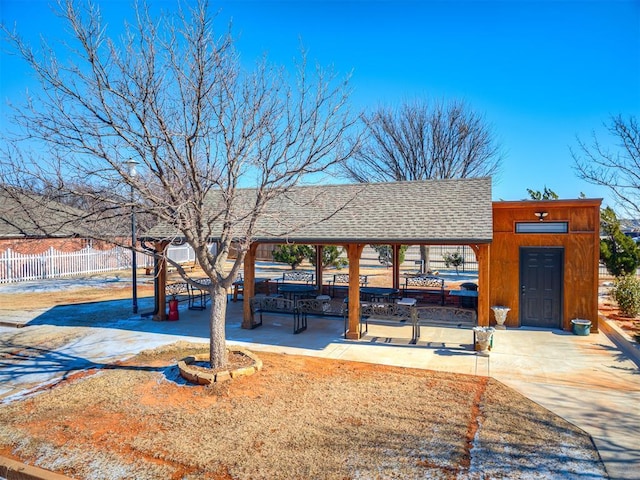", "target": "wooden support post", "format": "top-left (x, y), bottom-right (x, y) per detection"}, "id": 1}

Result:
top-left (392, 244), bottom-right (400, 290)
top-left (315, 245), bottom-right (324, 293)
top-left (591, 205), bottom-right (600, 332)
top-left (346, 243), bottom-right (365, 339)
top-left (153, 241), bottom-right (170, 321)
top-left (242, 243), bottom-right (258, 329)
top-left (471, 243), bottom-right (490, 327)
